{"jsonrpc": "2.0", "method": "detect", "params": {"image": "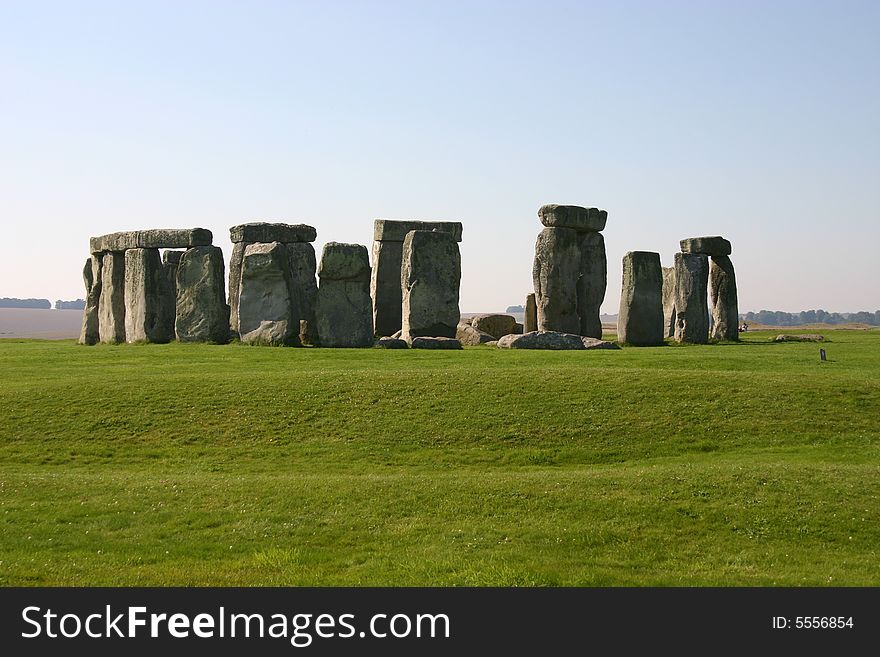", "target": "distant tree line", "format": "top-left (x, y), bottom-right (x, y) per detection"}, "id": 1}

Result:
top-left (0, 297), bottom-right (52, 309)
top-left (505, 305), bottom-right (525, 313)
top-left (55, 299), bottom-right (85, 310)
top-left (741, 309), bottom-right (880, 326)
